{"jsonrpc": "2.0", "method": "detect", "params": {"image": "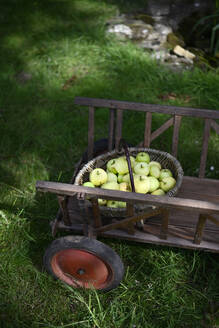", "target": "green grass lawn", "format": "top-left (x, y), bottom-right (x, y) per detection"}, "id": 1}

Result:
top-left (0, 1), bottom-right (219, 327)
